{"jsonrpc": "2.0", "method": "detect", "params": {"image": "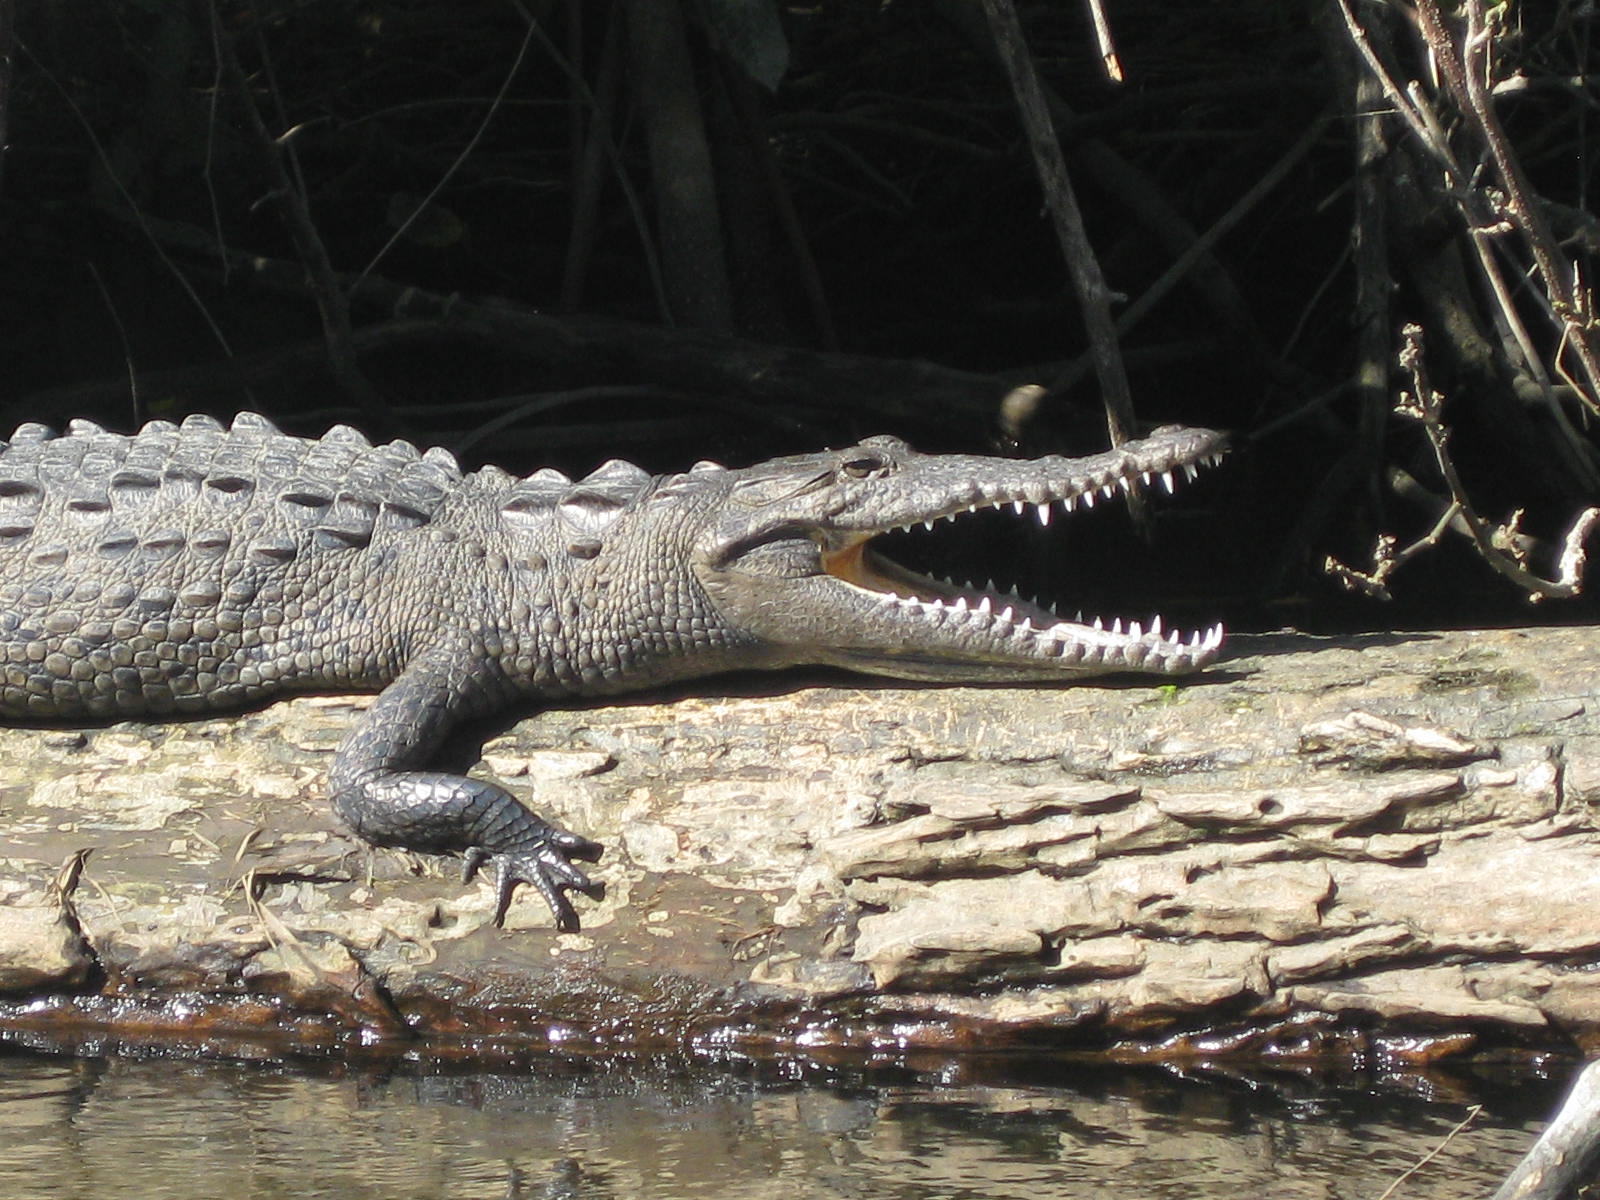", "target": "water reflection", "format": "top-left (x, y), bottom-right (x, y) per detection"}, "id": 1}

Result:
top-left (0, 1050), bottom-right (1555, 1200)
